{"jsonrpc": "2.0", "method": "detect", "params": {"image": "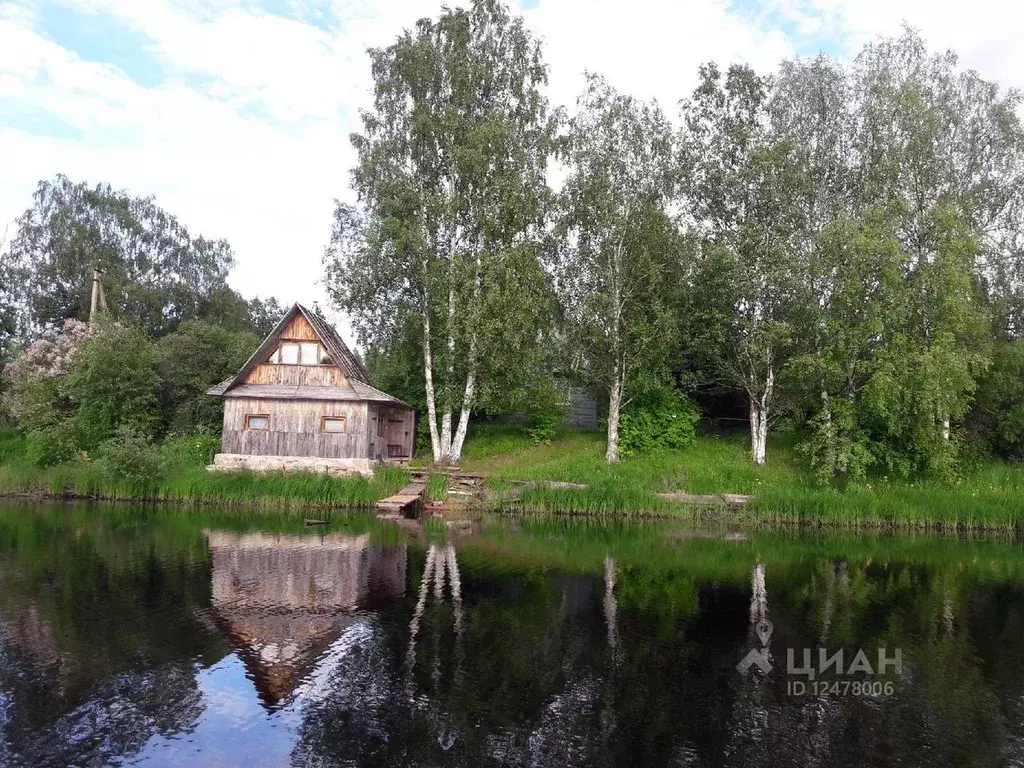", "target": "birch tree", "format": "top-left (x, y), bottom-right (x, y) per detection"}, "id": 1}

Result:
top-left (555, 75), bottom-right (678, 463)
top-left (325, 0), bottom-right (556, 464)
top-left (682, 64), bottom-right (803, 465)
